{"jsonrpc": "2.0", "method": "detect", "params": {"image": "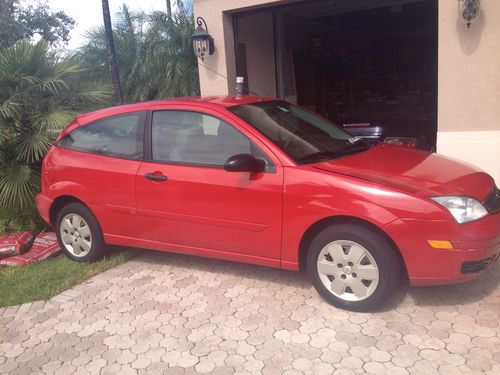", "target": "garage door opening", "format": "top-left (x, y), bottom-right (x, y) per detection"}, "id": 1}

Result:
top-left (234, 0), bottom-right (438, 150)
